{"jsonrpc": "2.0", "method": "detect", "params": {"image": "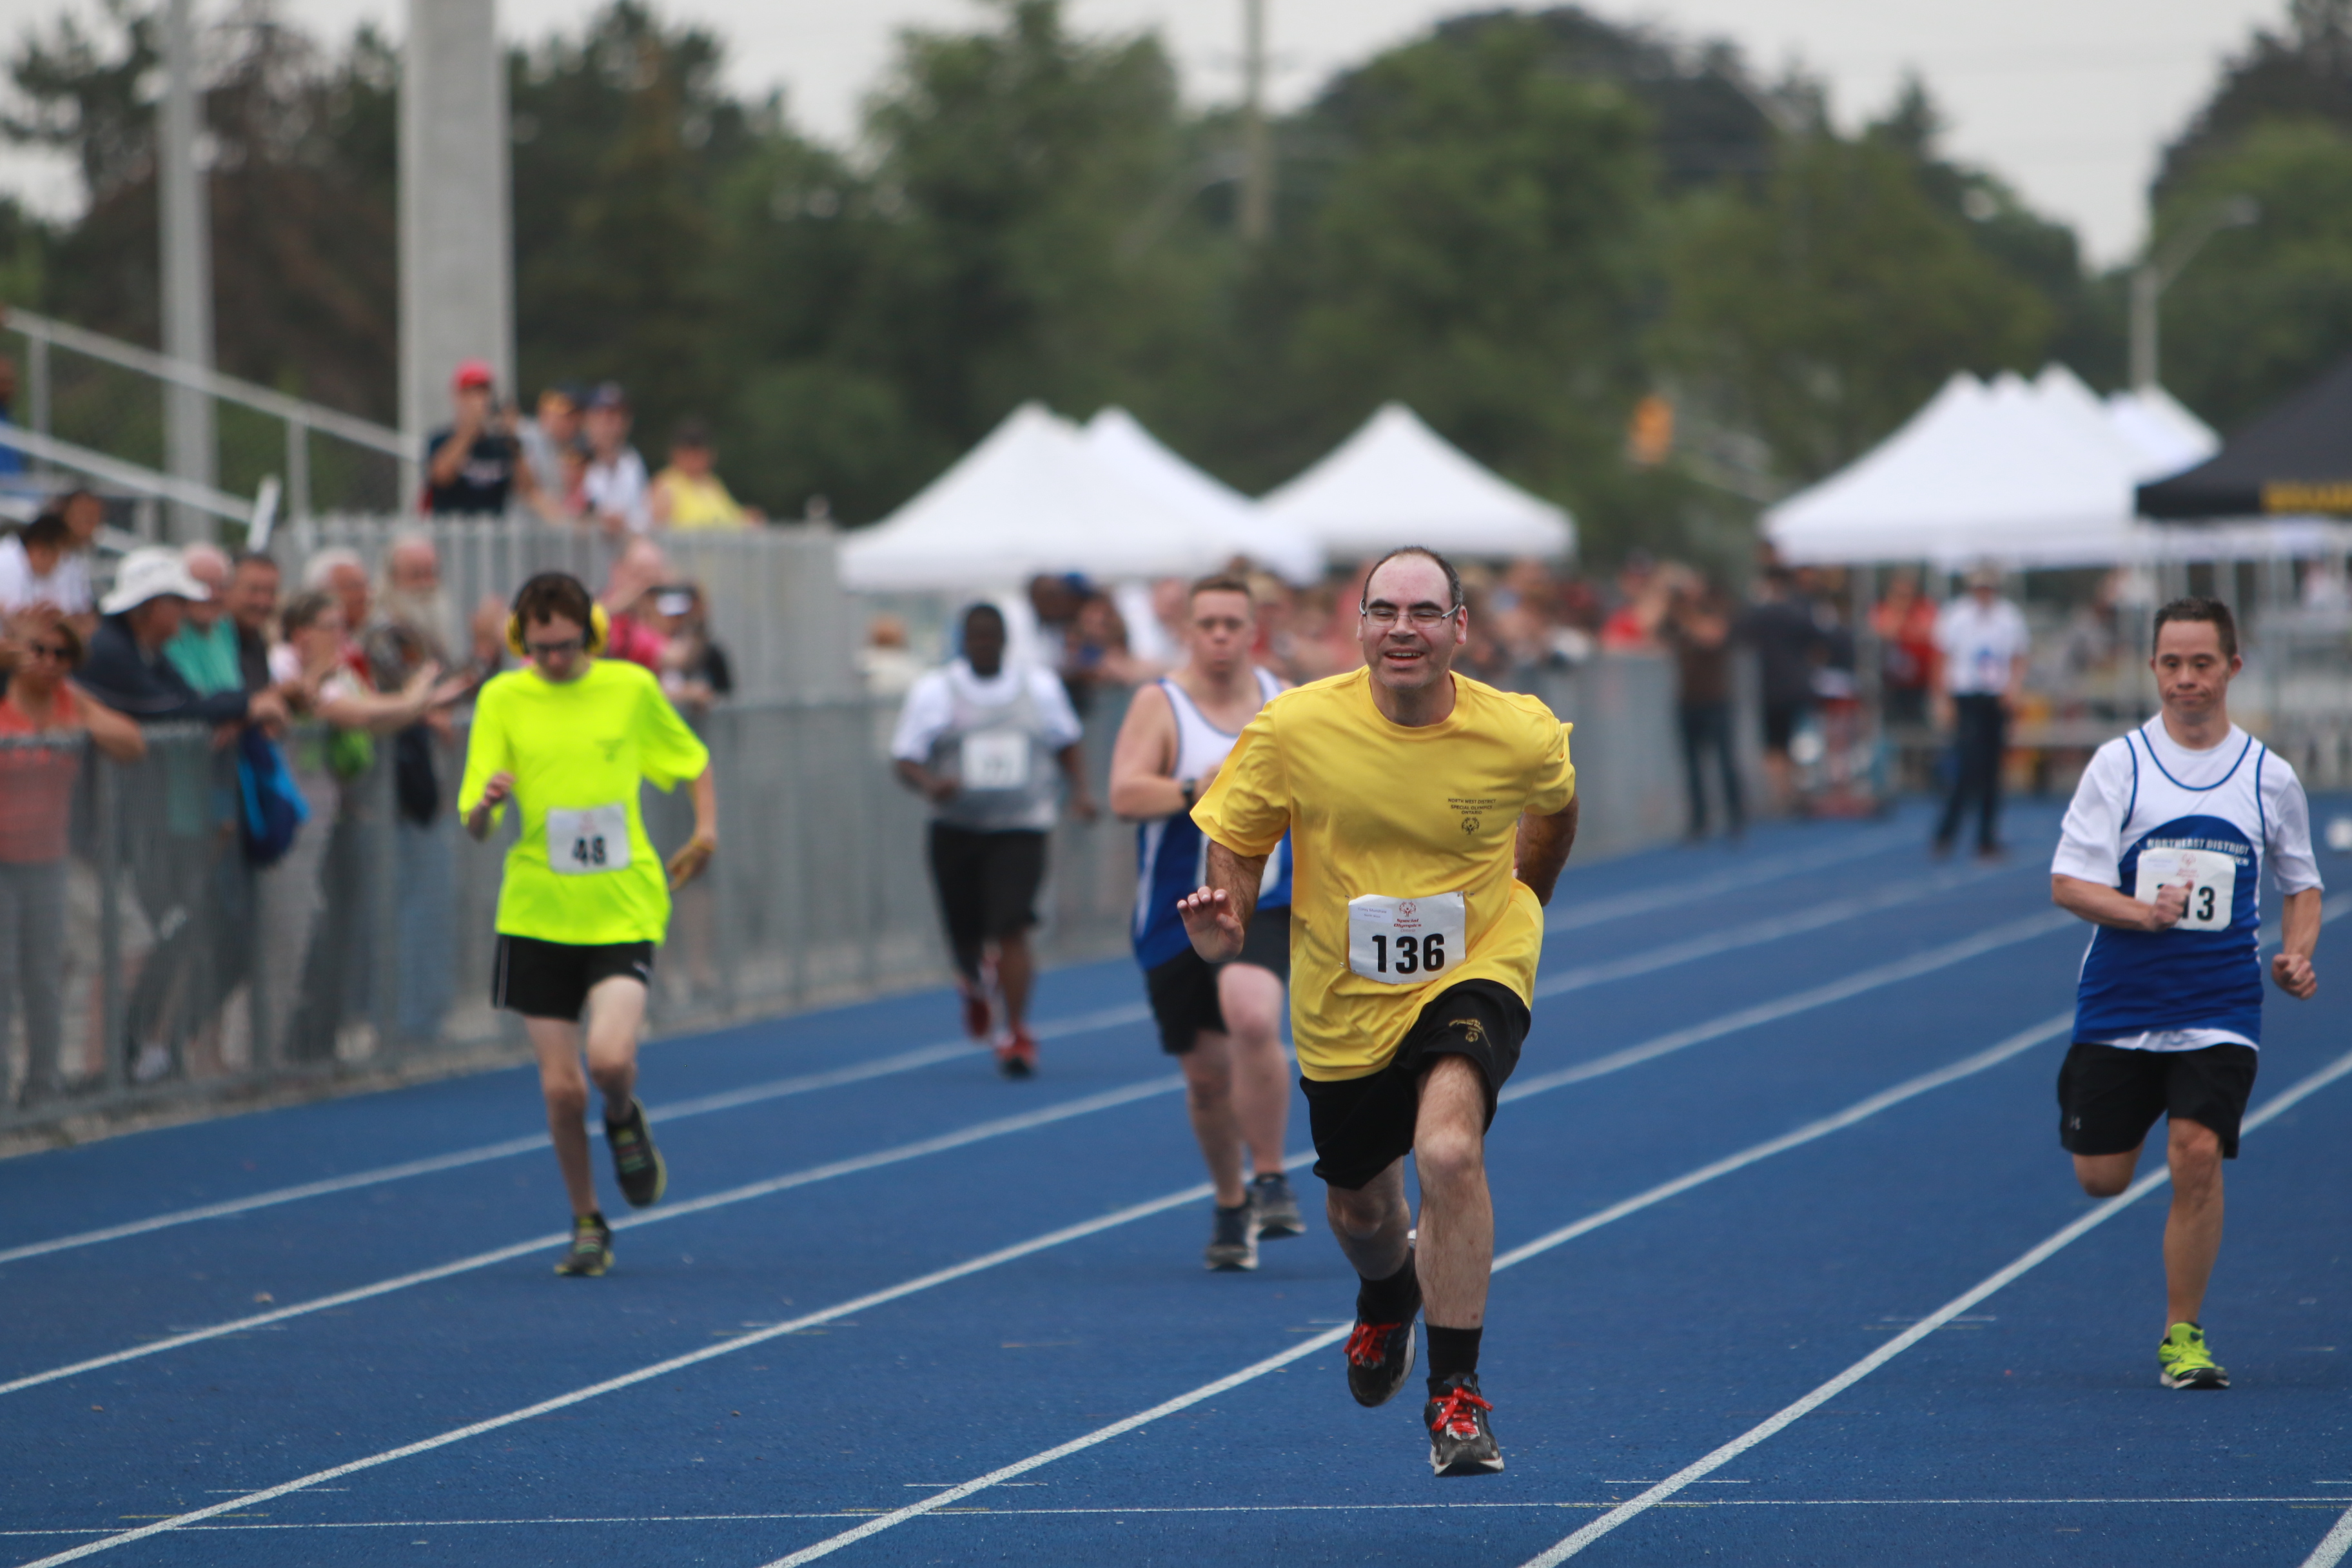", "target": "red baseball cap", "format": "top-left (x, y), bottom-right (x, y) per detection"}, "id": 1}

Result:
top-left (451, 358), bottom-right (495, 391)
